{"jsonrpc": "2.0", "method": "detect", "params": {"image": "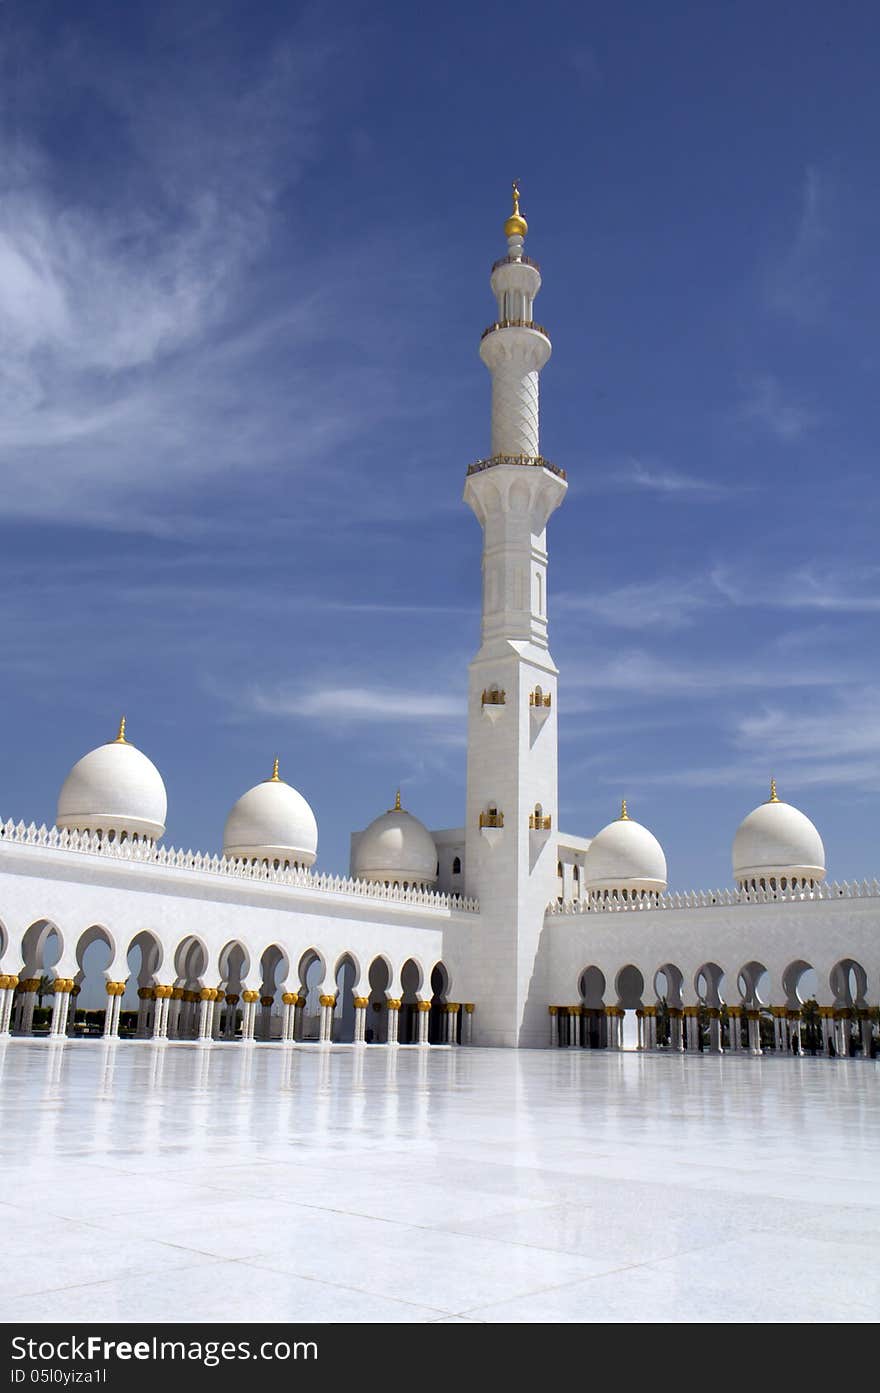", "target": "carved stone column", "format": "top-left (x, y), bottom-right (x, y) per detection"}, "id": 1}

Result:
top-left (385, 998), bottom-right (400, 1045)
